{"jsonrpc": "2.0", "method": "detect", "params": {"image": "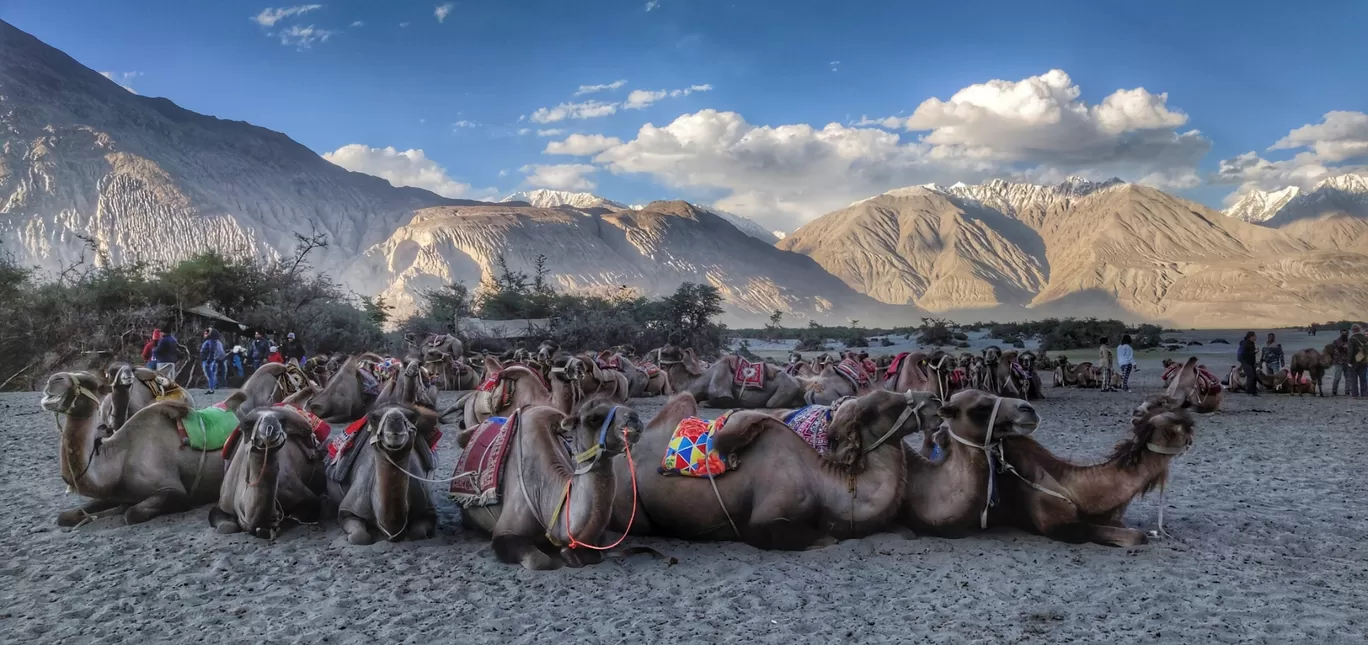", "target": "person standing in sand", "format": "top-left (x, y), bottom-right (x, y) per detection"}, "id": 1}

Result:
top-left (1098, 337), bottom-right (1116, 392)
top-left (1116, 334), bottom-right (1136, 393)
top-left (1329, 329), bottom-right (1351, 396)
top-left (1261, 333), bottom-right (1285, 375)
top-left (1349, 325), bottom-right (1368, 399)
top-left (1238, 331), bottom-right (1259, 396)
